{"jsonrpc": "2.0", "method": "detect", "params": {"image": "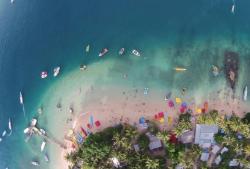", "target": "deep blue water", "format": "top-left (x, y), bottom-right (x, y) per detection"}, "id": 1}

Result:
top-left (1, 0), bottom-right (250, 168)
